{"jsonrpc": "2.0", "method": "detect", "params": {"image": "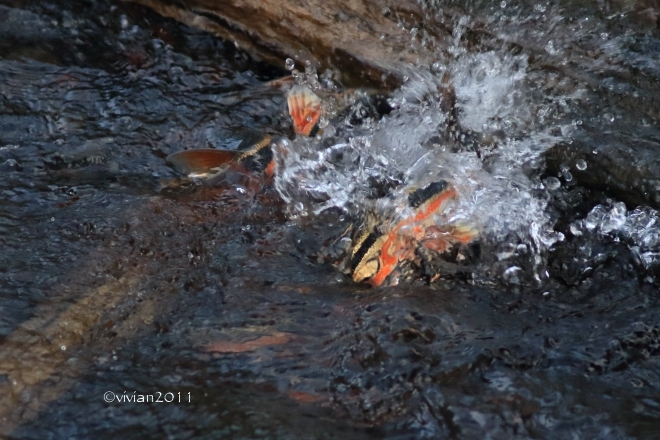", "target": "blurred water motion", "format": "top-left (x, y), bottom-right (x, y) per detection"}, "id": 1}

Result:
top-left (1, 0), bottom-right (660, 439)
